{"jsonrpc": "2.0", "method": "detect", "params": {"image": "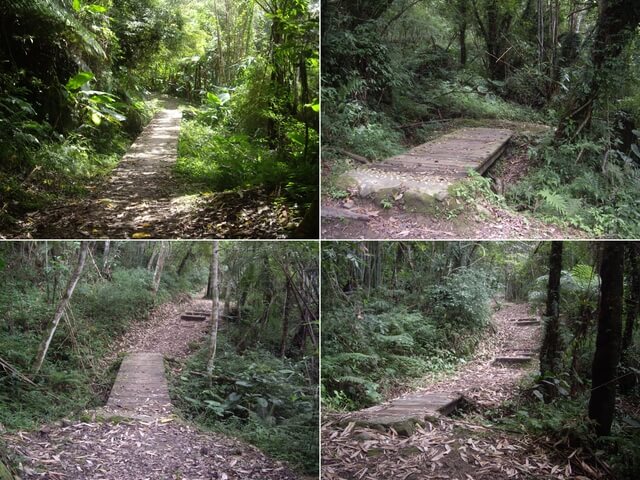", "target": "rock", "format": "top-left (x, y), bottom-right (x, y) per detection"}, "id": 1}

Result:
top-left (435, 191), bottom-right (448, 202)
